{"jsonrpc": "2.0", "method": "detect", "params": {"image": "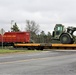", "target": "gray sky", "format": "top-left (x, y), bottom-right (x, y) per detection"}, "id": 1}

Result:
top-left (0, 0), bottom-right (76, 34)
